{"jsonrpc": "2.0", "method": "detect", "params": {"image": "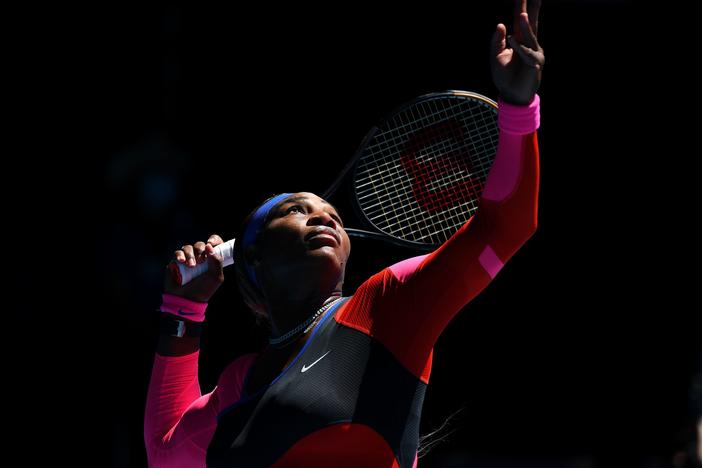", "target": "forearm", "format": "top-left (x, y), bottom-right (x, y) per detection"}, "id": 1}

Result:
top-left (476, 94), bottom-right (541, 249)
top-left (157, 335), bottom-right (201, 356)
top-left (144, 350), bottom-right (202, 454)
top-left (477, 131), bottom-right (539, 249)
top-left (144, 303), bottom-right (206, 454)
